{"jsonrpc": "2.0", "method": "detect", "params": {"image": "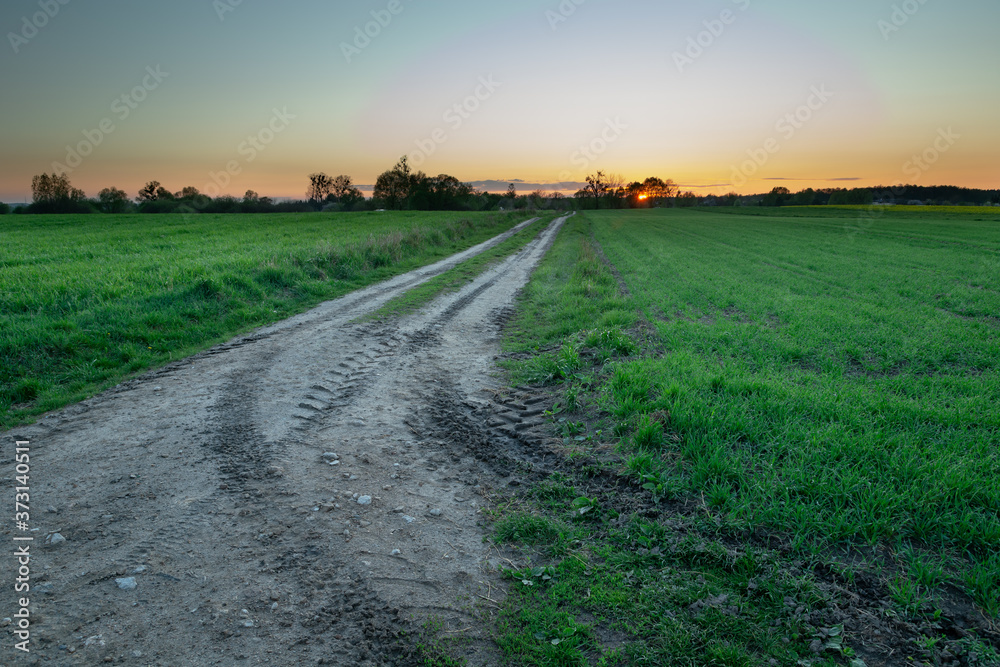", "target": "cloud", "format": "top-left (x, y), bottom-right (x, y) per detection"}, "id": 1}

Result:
top-left (469, 180), bottom-right (586, 193)
top-left (762, 176), bottom-right (862, 182)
